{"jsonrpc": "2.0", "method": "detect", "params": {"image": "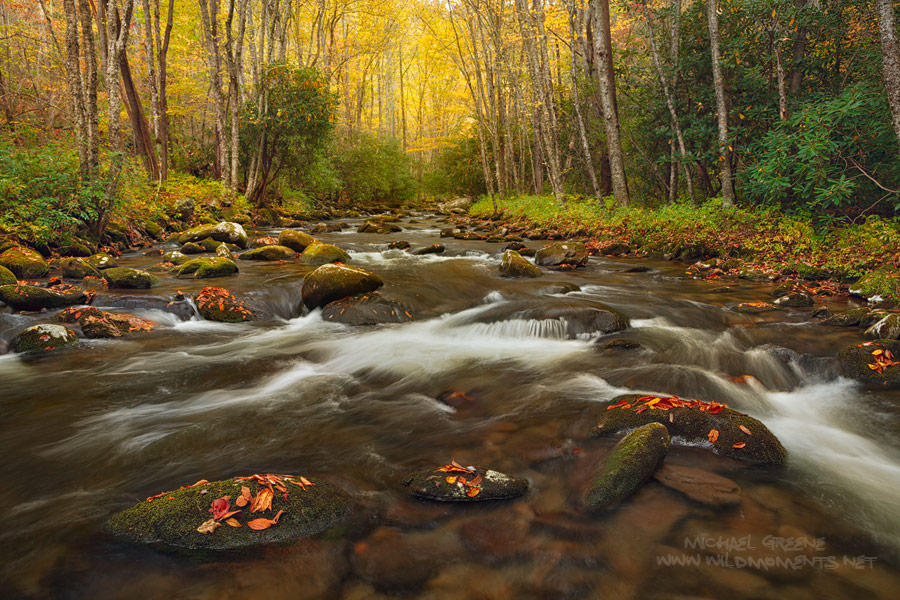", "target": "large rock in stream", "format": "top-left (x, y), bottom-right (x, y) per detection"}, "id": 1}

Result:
top-left (839, 340), bottom-right (900, 386)
top-left (592, 394), bottom-right (786, 465)
top-left (500, 249), bottom-right (543, 278)
top-left (58, 306), bottom-right (156, 338)
top-left (11, 323), bottom-right (78, 354)
top-left (107, 474), bottom-right (354, 552)
top-left (278, 229), bottom-right (317, 252)
top-left (535, 241), bottom-right (588, 268)
top-left (0, 284), bottom-right (90, 311)
top-left (300, 241), bottom-right (352, 265)
top-left (0, 247), bottom-right (49, 278)
top-left (175, 257), bottom-right (238, 279)
top-left (864, 313), bottom-right (900, 340)
top-left (195, 286), bottom-right (257, 322)
top-left (103, 267), bottom-right (159, 289)
top-left (404, 462), bottom-right (528, 502)
top-left (469, 298), bottom-right (628, 338)
top-left (0, 264), bottom-right (15, 286)
top-left (321, 292), bottom-right (411, 325)
top-left (301, 264), bottom-right (383, 310)
top-left (240, 245), bottom-right (296, 261)
top-left (60, 257), bottom-right (101, 279)
top-left (586, 423), bottom-right (670, 509)
top-left (177, 222), bottom-right (249, 248)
